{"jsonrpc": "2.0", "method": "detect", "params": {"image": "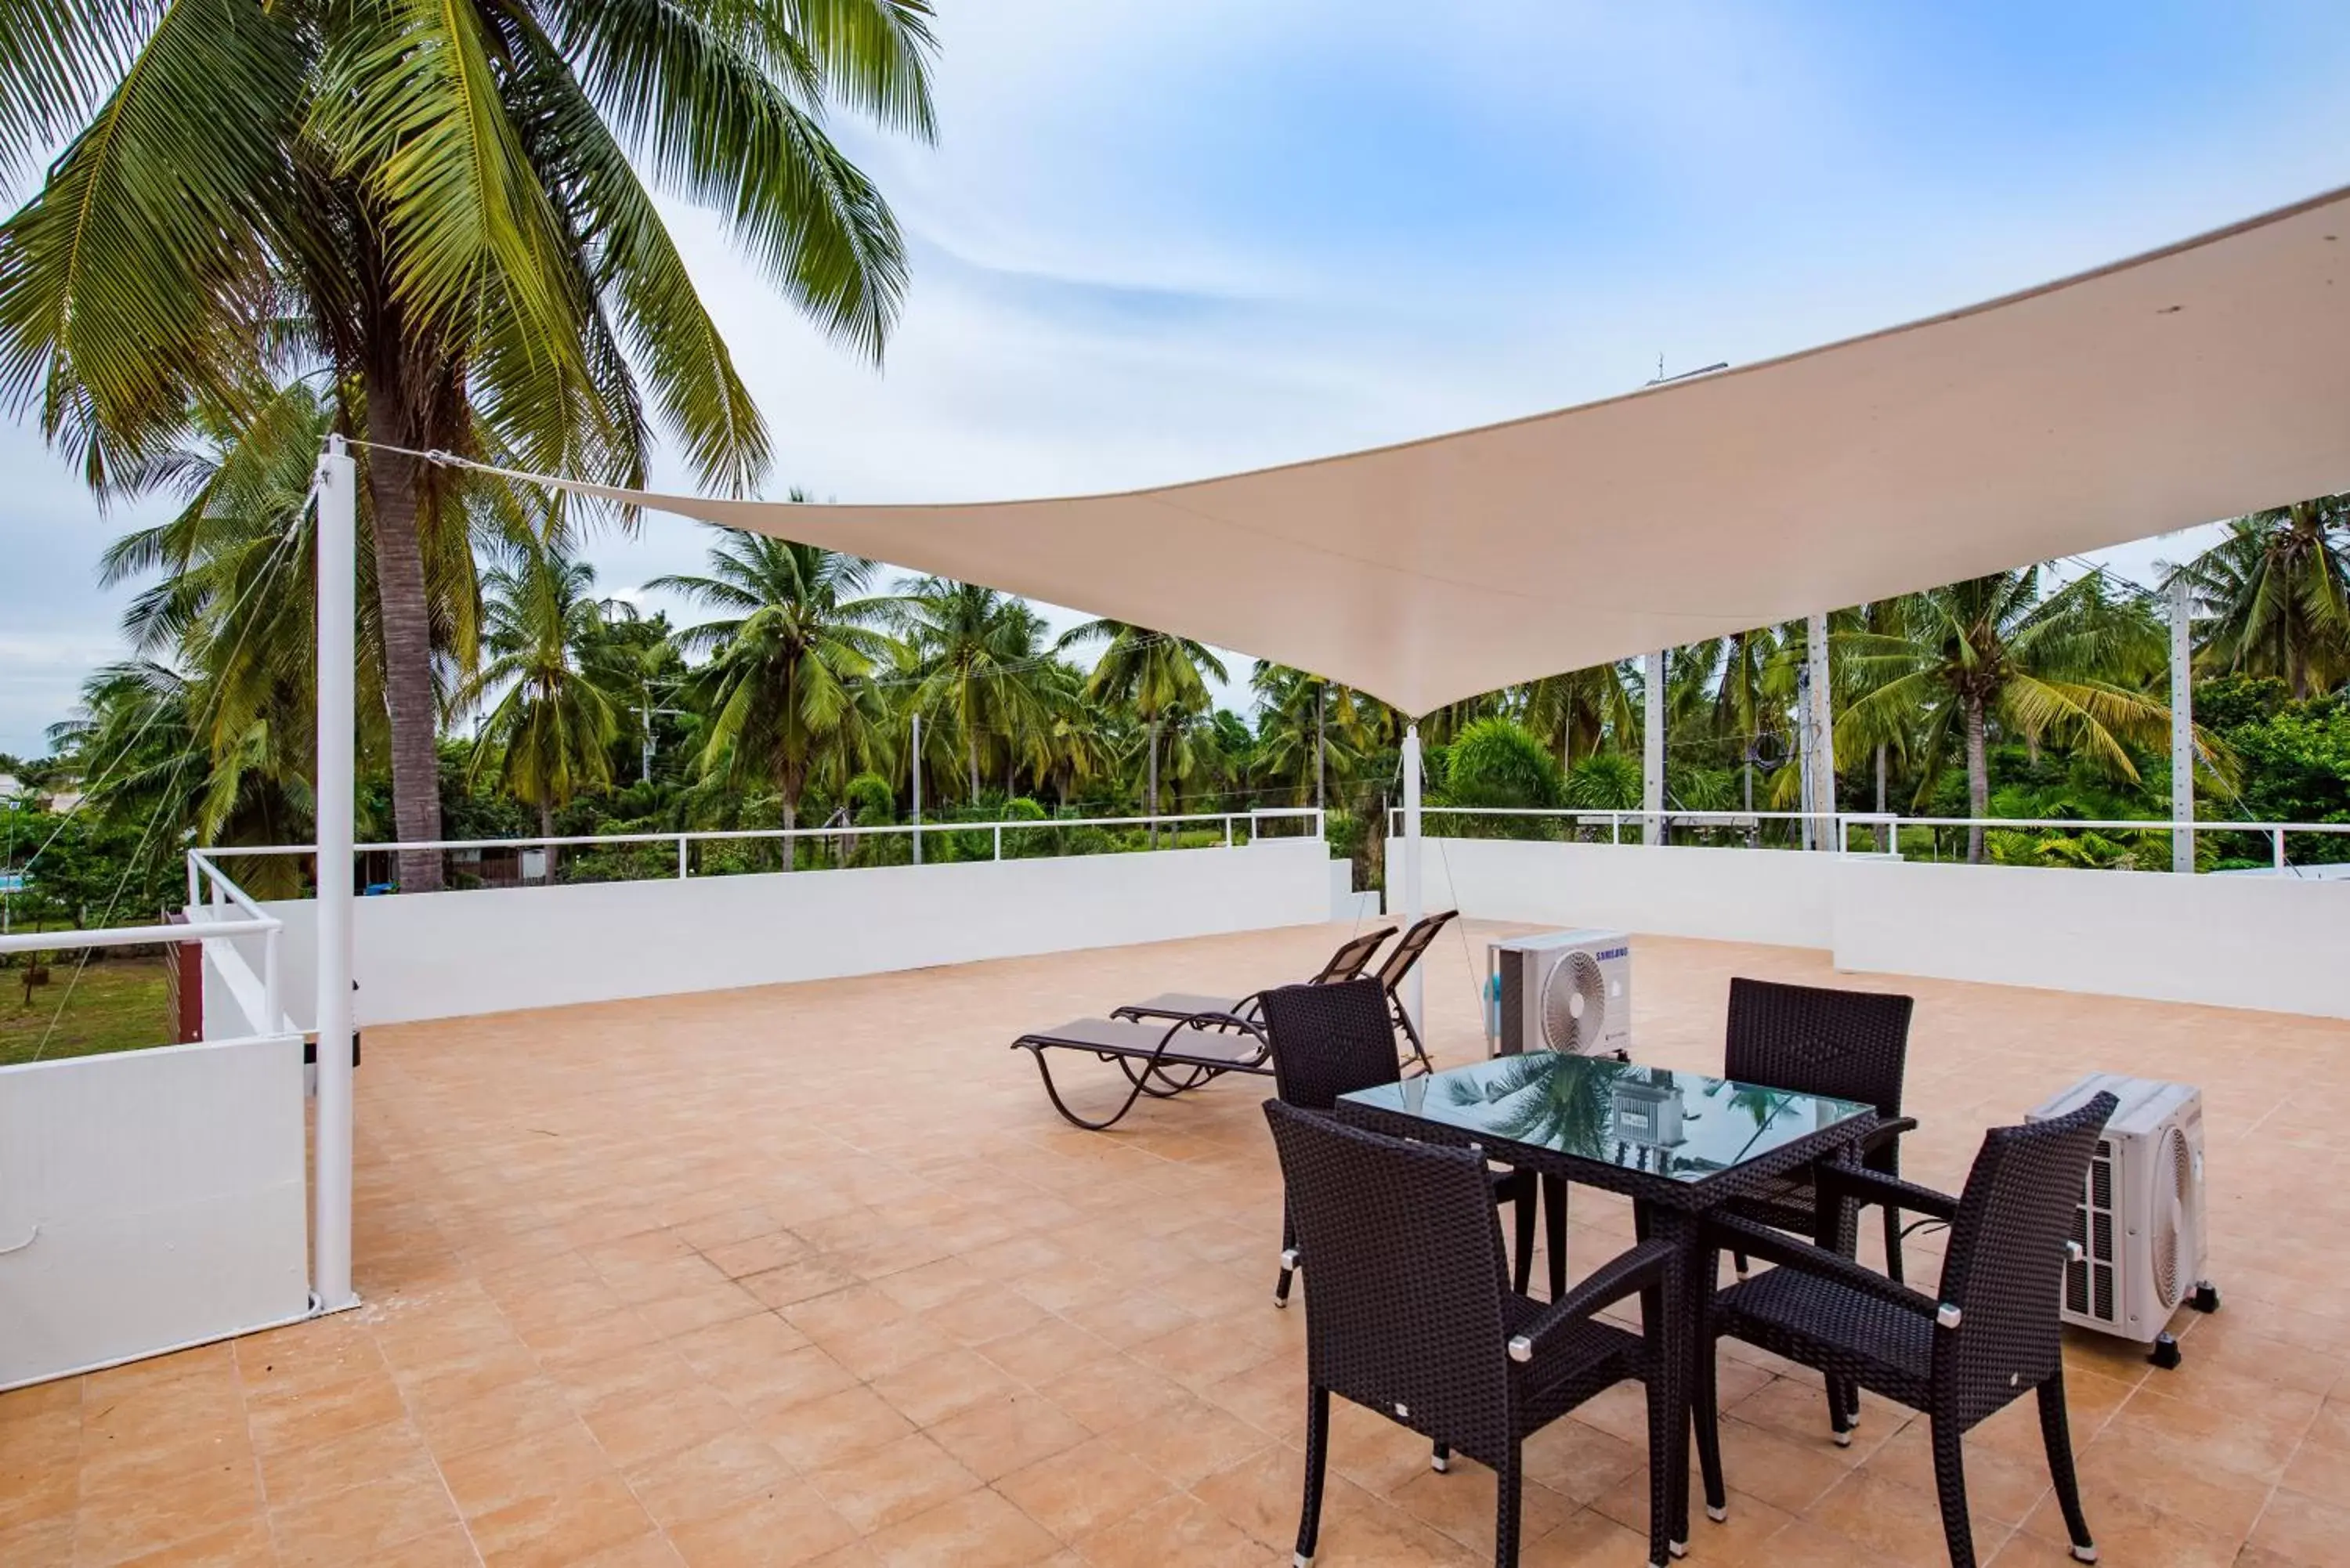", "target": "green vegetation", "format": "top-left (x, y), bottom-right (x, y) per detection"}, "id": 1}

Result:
top-left (1, 958), bottom-right (171, 1068)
